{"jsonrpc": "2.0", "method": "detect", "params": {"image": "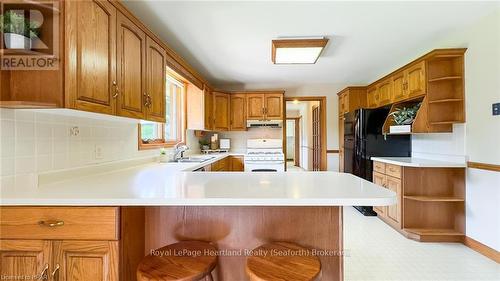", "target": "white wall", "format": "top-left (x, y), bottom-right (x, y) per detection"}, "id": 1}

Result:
top-left (411, 9), bottom-right (500, 251)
